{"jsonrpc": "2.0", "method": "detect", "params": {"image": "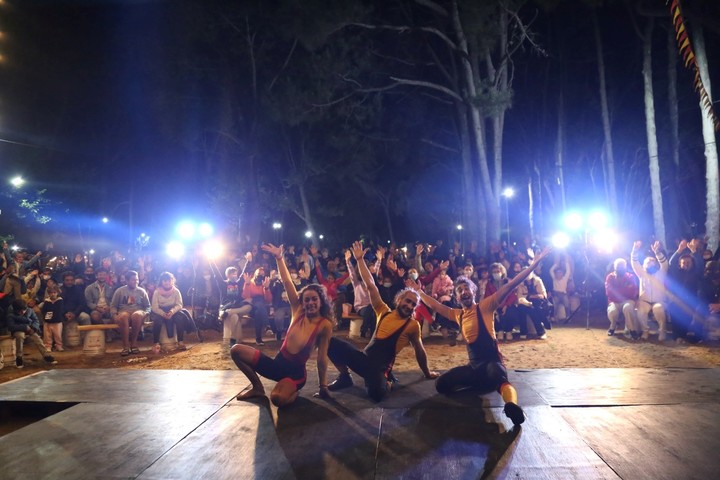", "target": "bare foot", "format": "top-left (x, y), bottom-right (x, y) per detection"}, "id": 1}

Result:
top-left (236, 387), bottom-right (266, 401)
